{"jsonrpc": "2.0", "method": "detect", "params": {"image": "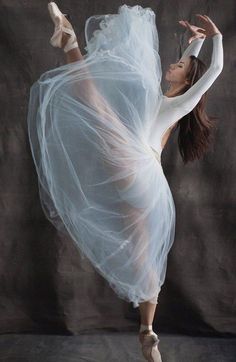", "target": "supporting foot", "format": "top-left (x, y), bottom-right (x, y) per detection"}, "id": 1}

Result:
top-left (139, 330), bottom-right (162, 362)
